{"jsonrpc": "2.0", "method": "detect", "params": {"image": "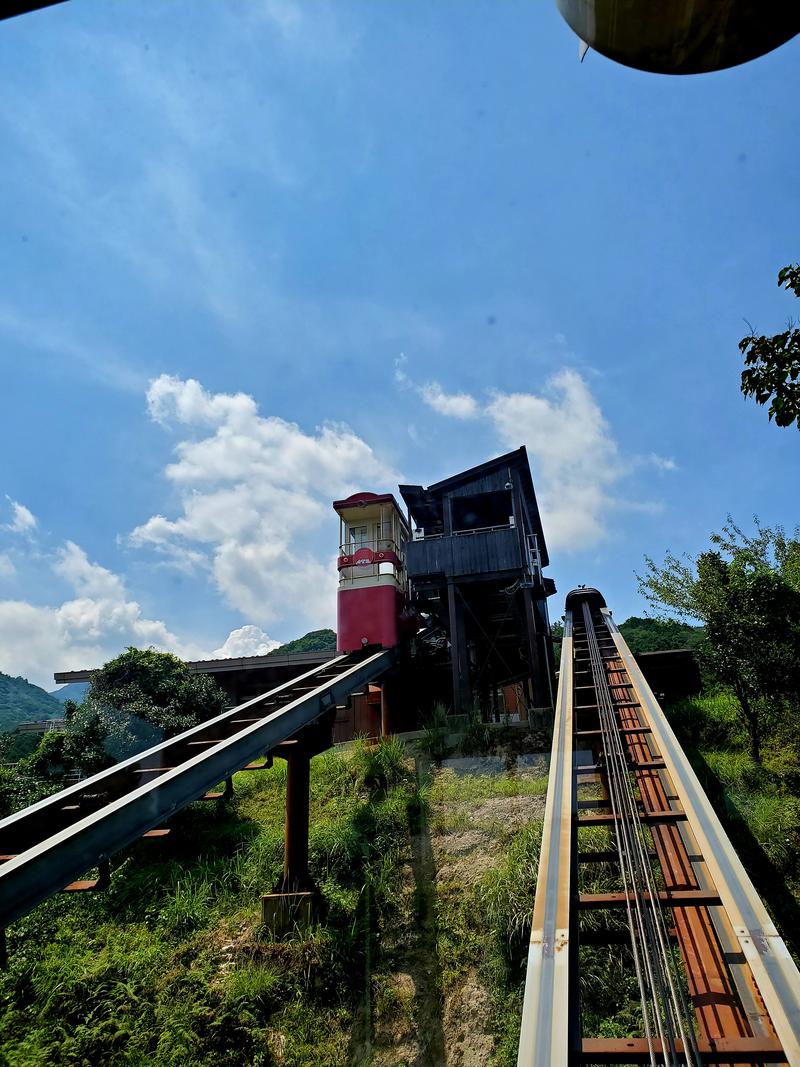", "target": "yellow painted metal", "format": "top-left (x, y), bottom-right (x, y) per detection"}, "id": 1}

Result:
top-left (518, 616), bottom-right (573, 1065)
